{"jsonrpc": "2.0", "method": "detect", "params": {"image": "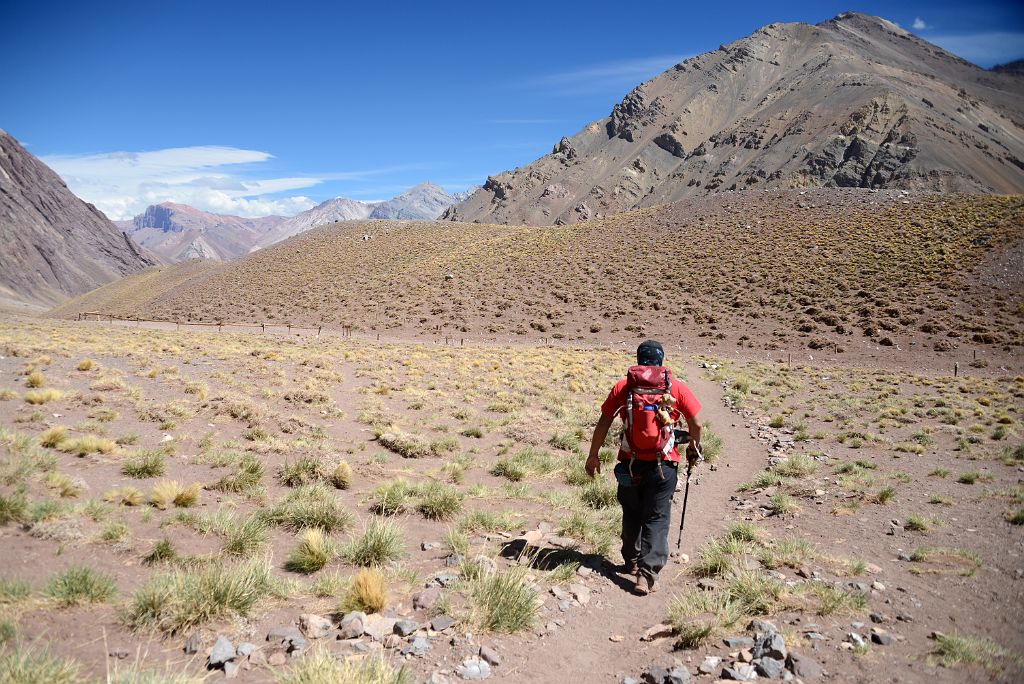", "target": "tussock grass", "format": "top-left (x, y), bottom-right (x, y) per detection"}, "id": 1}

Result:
top-left (579, 480), bottom-right (617, 509)
top-left (43, 471), bottom-right (82, 498)
top-left (341, 519), bottom-right (405, 567)
top-left (25, 370), bottom-right (45, 388)
top-left (0, 577), bottom-right (30, 603)
top-left (929, 632), bottom-right (1021, 672)
top-left (58, 435), bottom-right (116, 456)
top-left (339, 568), bottom-right (387, 614)
top-left (669, 589), bottom-right (744, 647)
top-left (491, 446), bottom-right (562, 482)
top-left (223, 515), bottom-right (270, 557)
top-left (142, 539), bottom-right (178, 566)
top-left (772, 453), bottom-right (819, 478)
top-left (330, 460), bottom-right (352, 489)
top-left (24, 388), bottom-right (62, 404)
top-left (804, 581), bottom-right (868, 616)
top-left (275, 649), bottom-right (409, 684)
top-left (278, 456), bottom-right (326, 487)
top-left (0, 490), bottom-right (28, 525)
top-left (370, 479), bottom-right (415, 516)
top-left (99, 521), bottom-right (130, 543)
top-left (125, 556), bottom-right (273, 634)
top-left (37, 426), bottom-right (67, 448)
top-left (149, 481), bottom-right (200, 510)
top-left (378, 429), bottom-right (432, 458)
top-left (105, 486), bottom-right (144, 506)
top-left (0, 644), bottom-right (82, 684)
top-left (261, 484), bottom-right (353, 532)
top-left (76, 359), bottom-right (94, 371)
top-left (768, 492), bottom-right (802, 516)
top-left (121, 449), bottom-right (167, 478)
top-left (45, 566), bottom-right (117, 606)
top-left (285, 528), bottom-right (335, 574)
top-left (417, 482), bottom-right (463, 520)
top-left (209, 453), bottom-right (264, 496)
top-left (468, 566), bottom-right (538, 633)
